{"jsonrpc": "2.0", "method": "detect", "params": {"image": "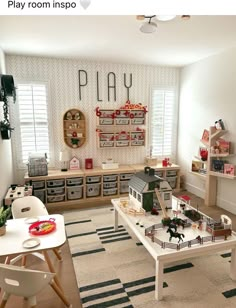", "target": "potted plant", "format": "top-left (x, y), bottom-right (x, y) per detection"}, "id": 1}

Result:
top-left (71, 138), bottom-right (79, 148)
top-left (0, 207), bottom-right (11, 236)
